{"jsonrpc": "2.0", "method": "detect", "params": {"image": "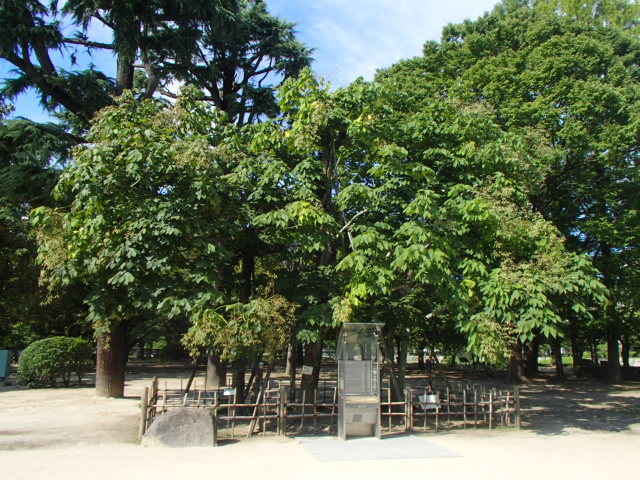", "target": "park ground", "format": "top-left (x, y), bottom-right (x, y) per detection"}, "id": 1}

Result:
top-left (1, 362), bottom-right (639, 480)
